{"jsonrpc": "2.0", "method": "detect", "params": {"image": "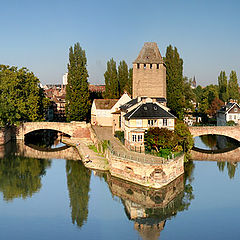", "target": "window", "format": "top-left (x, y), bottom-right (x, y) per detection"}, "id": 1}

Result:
top-left (119, 115), bottom-right (121, 128)
top-left (148, 119), bottom-right (157, 127)
top-left (132, 134), bottom-right (137, 142)
top-left (144, 64), bottom-right (146, 69)
top-left (163, 119), bottom-right (167, 126)
top-left (234, 115), bottom-right (237, 120)
top-left (137, 63), bottom-right (140, 69)
top-left (234, 108), bottom-right (238, 112)
top-left (136, 119), bottom-right (142, 127)
top-left (150, 64), bottom-right (152, 69)
top-left (138, 135), bottom-right (143, 142)
top-left (229, 115), bottom-right (232, 120)
top-left (156, 64), bottom-right (159, 69)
